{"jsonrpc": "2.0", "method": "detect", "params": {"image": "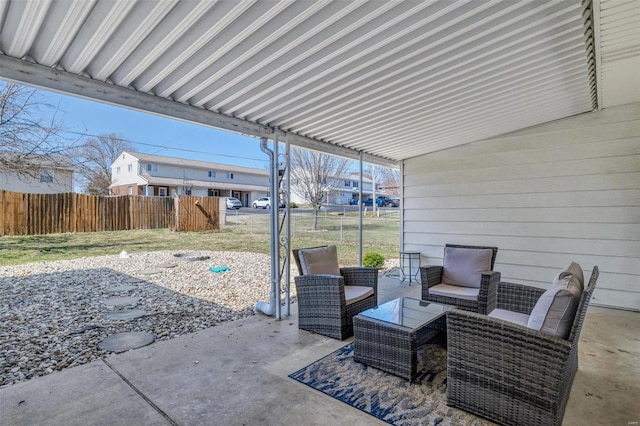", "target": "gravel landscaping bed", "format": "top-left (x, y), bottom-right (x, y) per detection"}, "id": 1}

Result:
top-left (0, 250), bottom-right (293, 387)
